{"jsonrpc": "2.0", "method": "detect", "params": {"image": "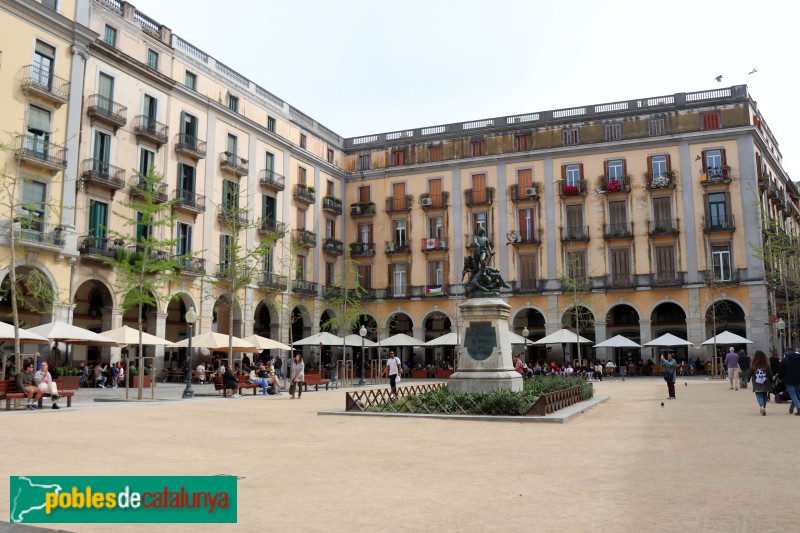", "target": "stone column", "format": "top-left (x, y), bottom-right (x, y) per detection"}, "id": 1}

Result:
top-left (594, 321), bottom-right (608, 362)
top-left (109, 308), bottom-right (124, 364)
top-left (412, 326), bottom-right (426, 365)
top-left (639, 319), bottom-right (653, 361)
top-left (154, 312), bottom-right (168, 371)
top-left (686, 318), bottom-right (706, 360)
